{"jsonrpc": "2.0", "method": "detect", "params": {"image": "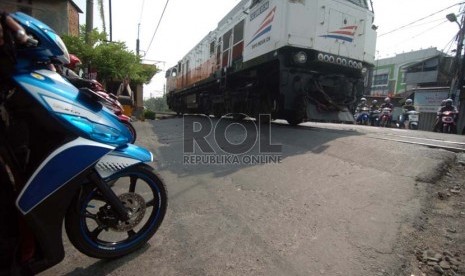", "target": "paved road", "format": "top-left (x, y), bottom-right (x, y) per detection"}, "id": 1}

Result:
top-left (43, 117), bottom-right (462, 276)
